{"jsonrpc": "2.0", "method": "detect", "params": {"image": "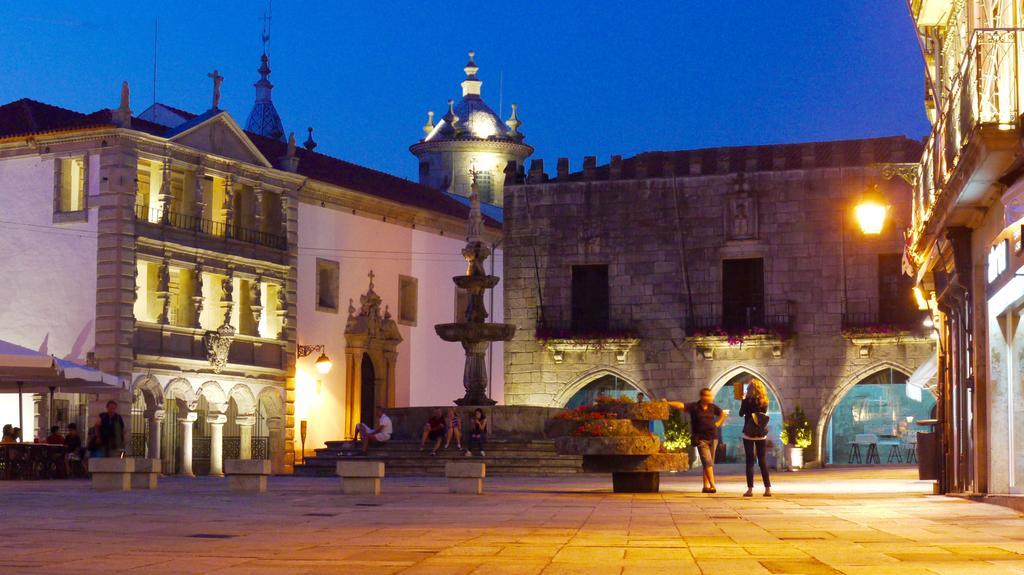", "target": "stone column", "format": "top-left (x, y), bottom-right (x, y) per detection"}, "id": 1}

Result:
top-left (383, 348), bottom-right (398, 409)
top-left (222, 176), bottom-right (234, 238)
top-left (208, 412), bottom-right (226, 477)
top-left (158, 160), bottom-right (172, 222)
top-left (275, 283), bottom-right (288, 340)
top-left (179, 413), bottom-right (198, 478)
top-left (146, 409), bottom-right (164, 460)
top-left (279, 191), bottom-right (289, 238)
top-left (237, 414), bottom-right (256, 460)
top-left (253, 183), bottom-right (264, 234)
top-left (193, 167), bottom-right (206, 222)
top-left (249, 277), bottom-right (263, 336)
top-left (221, 267), bottom-right (235, 327)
